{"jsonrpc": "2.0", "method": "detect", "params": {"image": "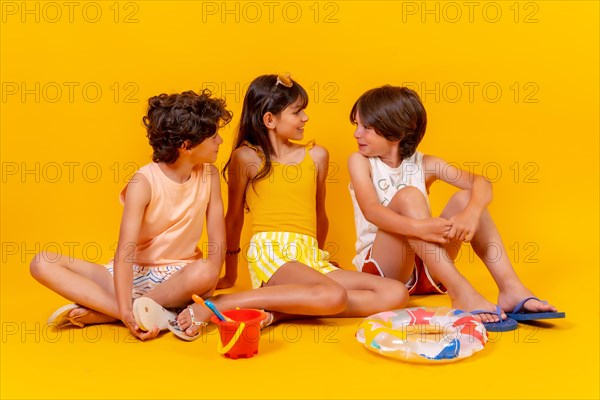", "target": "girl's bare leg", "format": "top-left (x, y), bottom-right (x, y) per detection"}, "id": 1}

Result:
top-left (325, 269), bottom-right (408, 316)
top-left (176, 261), bottom-right (348, 337)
